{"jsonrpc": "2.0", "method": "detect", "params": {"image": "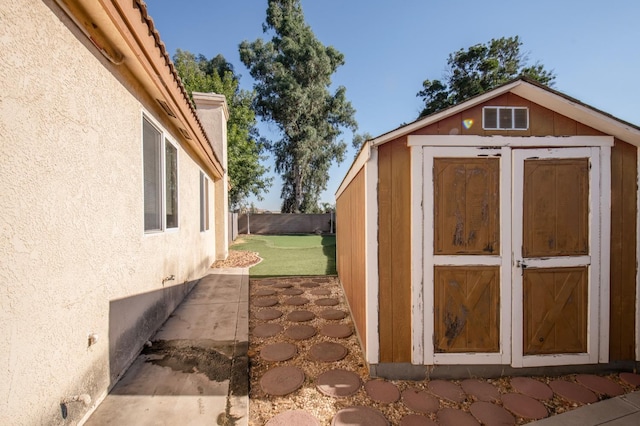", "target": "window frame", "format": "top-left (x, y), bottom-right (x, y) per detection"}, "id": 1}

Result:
top-left (142, 113), bottom-right (180, 234)
top-left (199, 171), bottom-right (210, 232)
top-left (482, 106), bottom-right (529, 130)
